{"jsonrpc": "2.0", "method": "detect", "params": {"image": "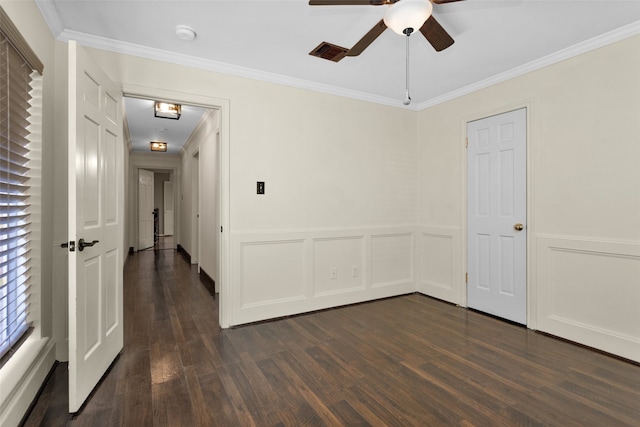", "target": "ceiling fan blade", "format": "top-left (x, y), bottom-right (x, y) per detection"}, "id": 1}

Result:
top-left (431, 0), bottom-right (465, 4)
top-left (346, 19), bottom-right (387, 57)
top-left (309, 0), bottom-right (394, 5)
top-left (419, 15), bottom-right (454, 52)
